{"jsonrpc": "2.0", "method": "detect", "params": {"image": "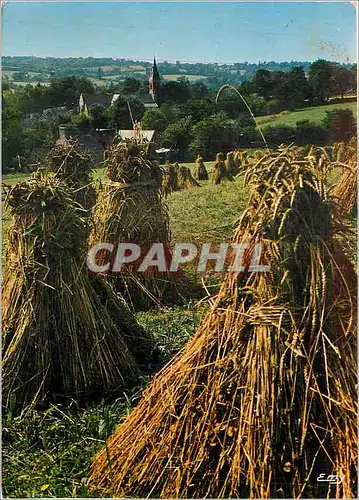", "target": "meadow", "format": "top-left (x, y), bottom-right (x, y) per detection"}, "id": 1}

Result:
top-left (257, 100), bottom-right (357, 127)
